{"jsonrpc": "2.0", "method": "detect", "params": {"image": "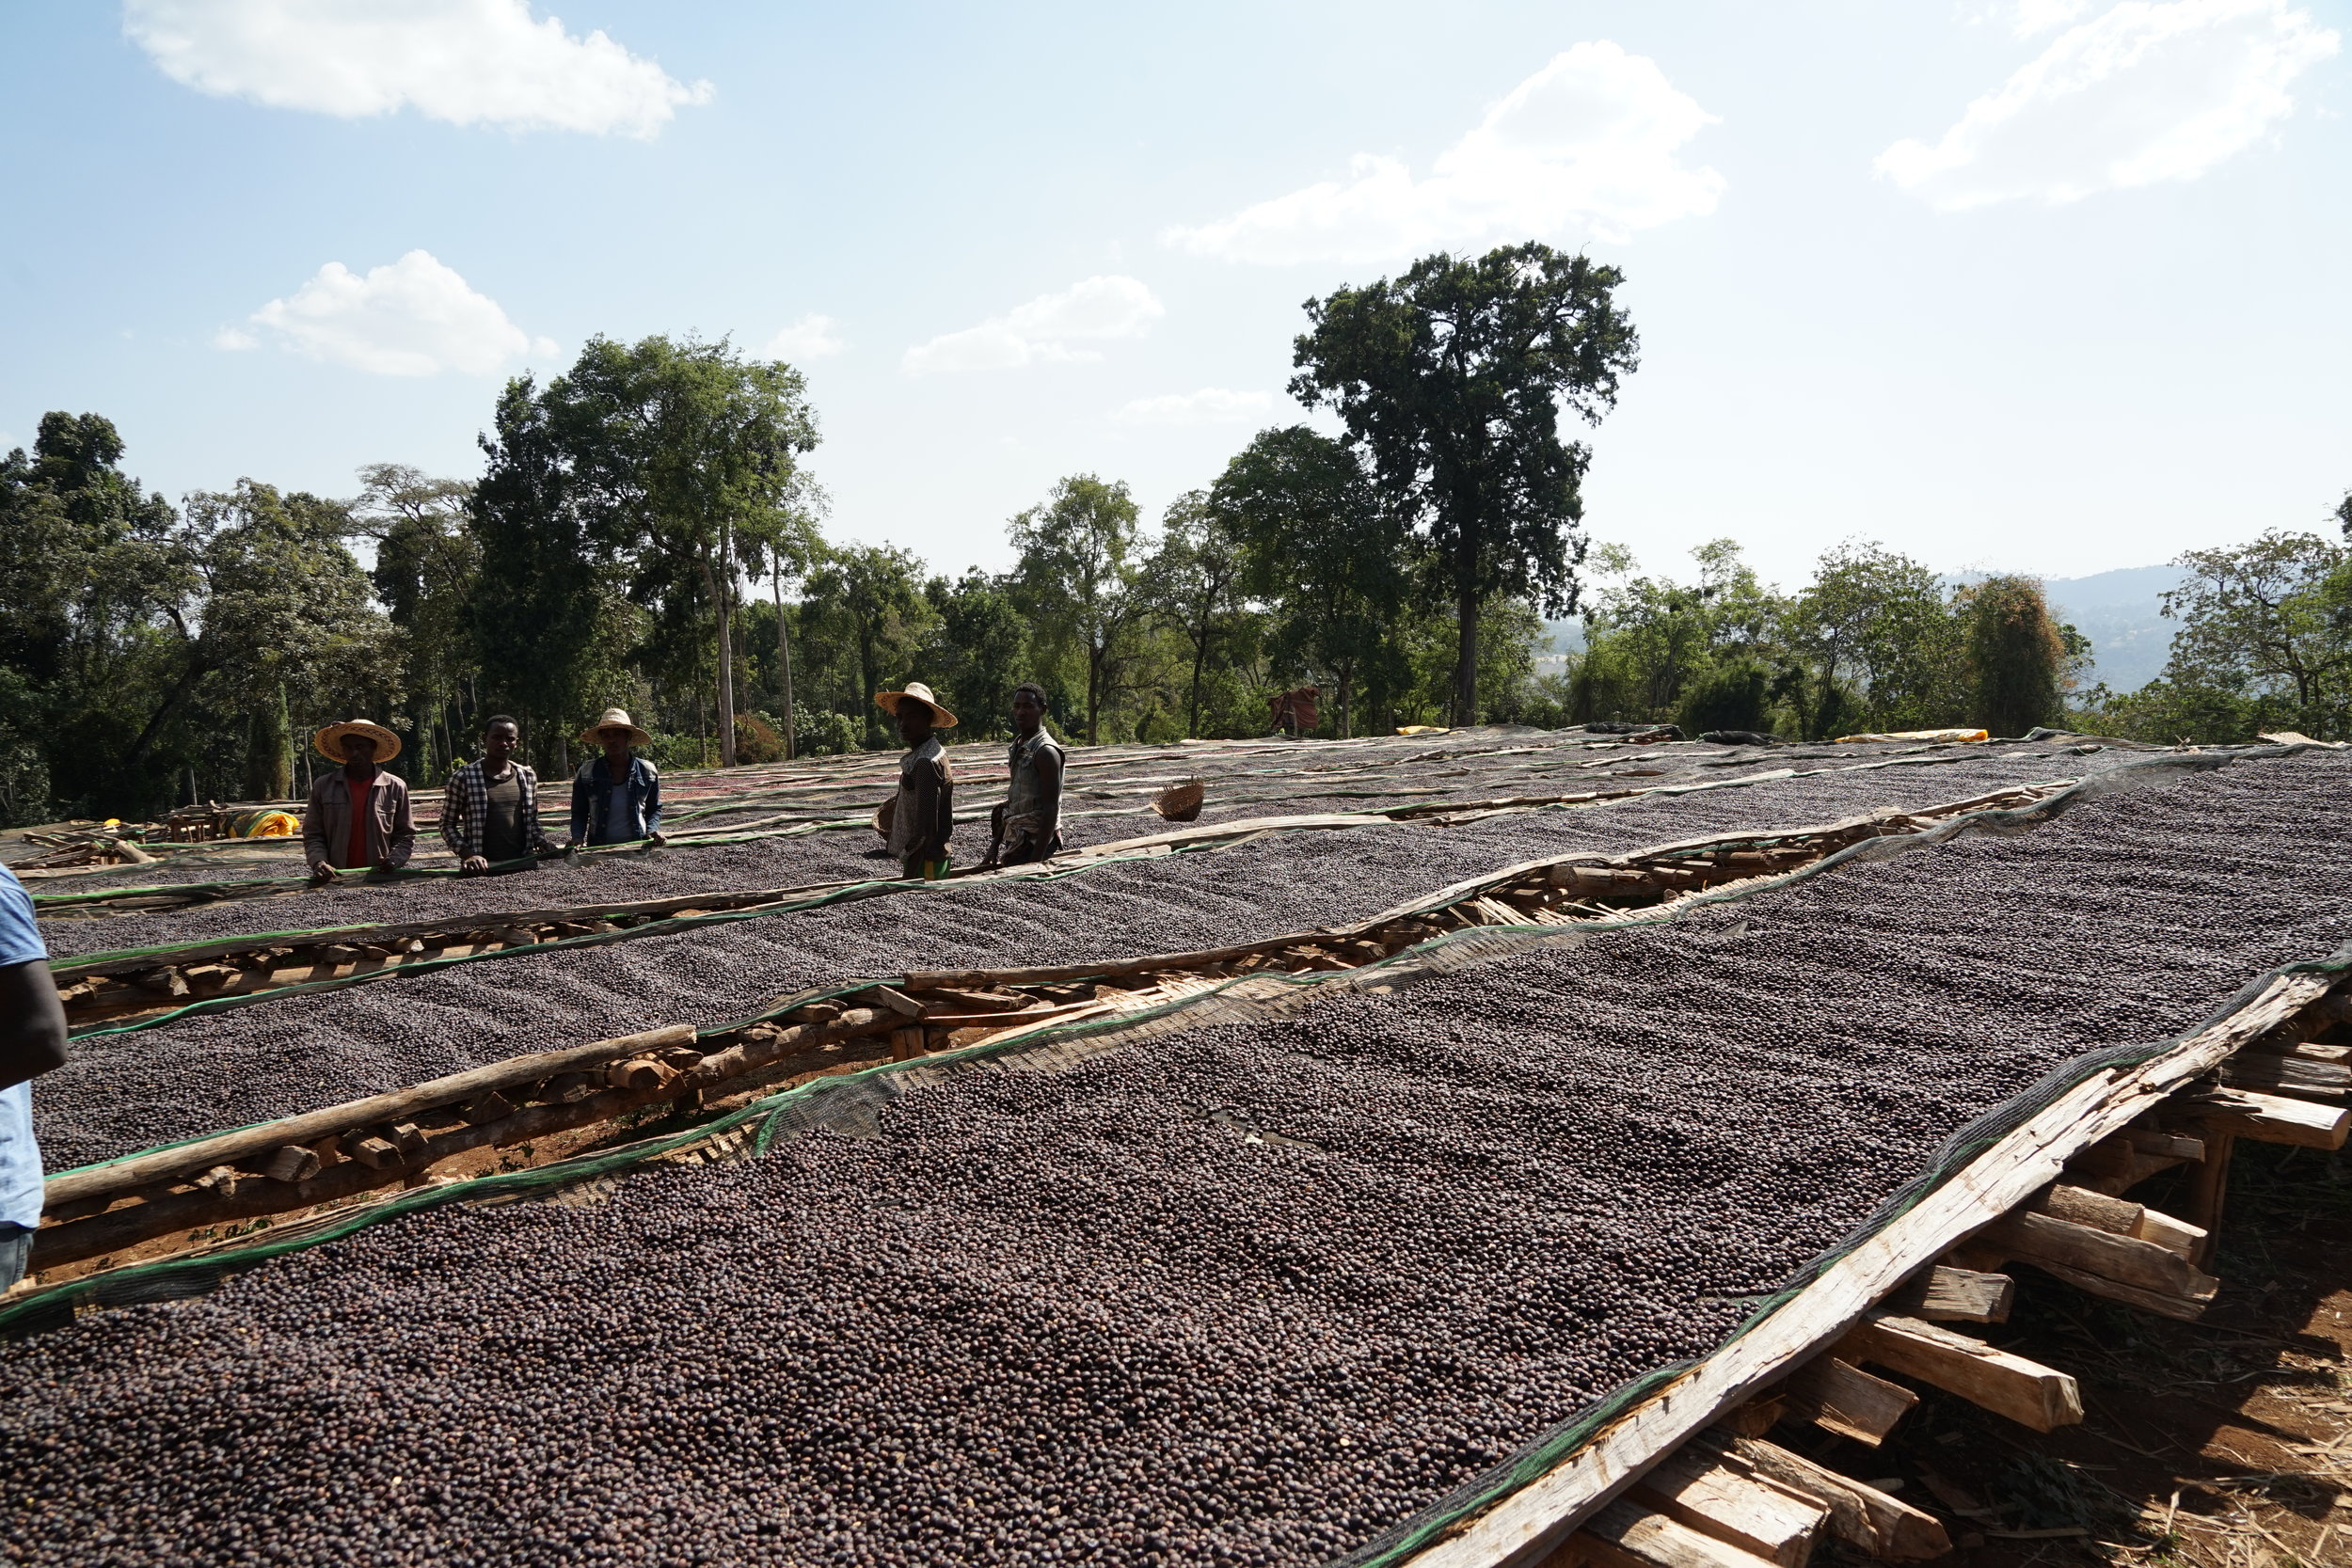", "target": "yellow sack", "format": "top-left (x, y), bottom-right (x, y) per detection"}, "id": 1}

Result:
top-left (1833, 728), bottom-right (1990, 744)
top-left (232, 809), bottom-right (301, 838)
